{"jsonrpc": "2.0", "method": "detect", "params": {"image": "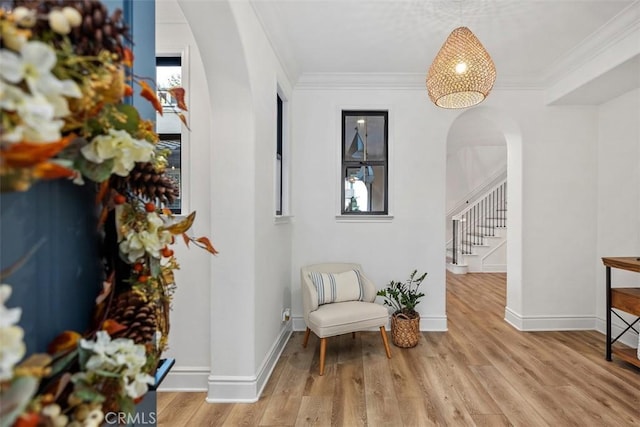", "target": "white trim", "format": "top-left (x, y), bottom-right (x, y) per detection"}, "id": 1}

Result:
top-left (157, 366), bottom-right (209, 392)
top-left (595, 316), bottom-right (639, 349)
top-left (481, 264), bottom-right (507, 273)
top-left (543, 1), bottom-right (640, 86)
top-left (206, 323), bottom-right (292, 403)
top-left (504, 308), bottom-right (596, 331)
top-left (336, 105), bottom-right (394, 217)
top-left (296, 72), bottom-right (542, 91)
top-left (335, 215), bottom-right (394, 223)
top-left (274, 215), bottom-right (294, 225)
